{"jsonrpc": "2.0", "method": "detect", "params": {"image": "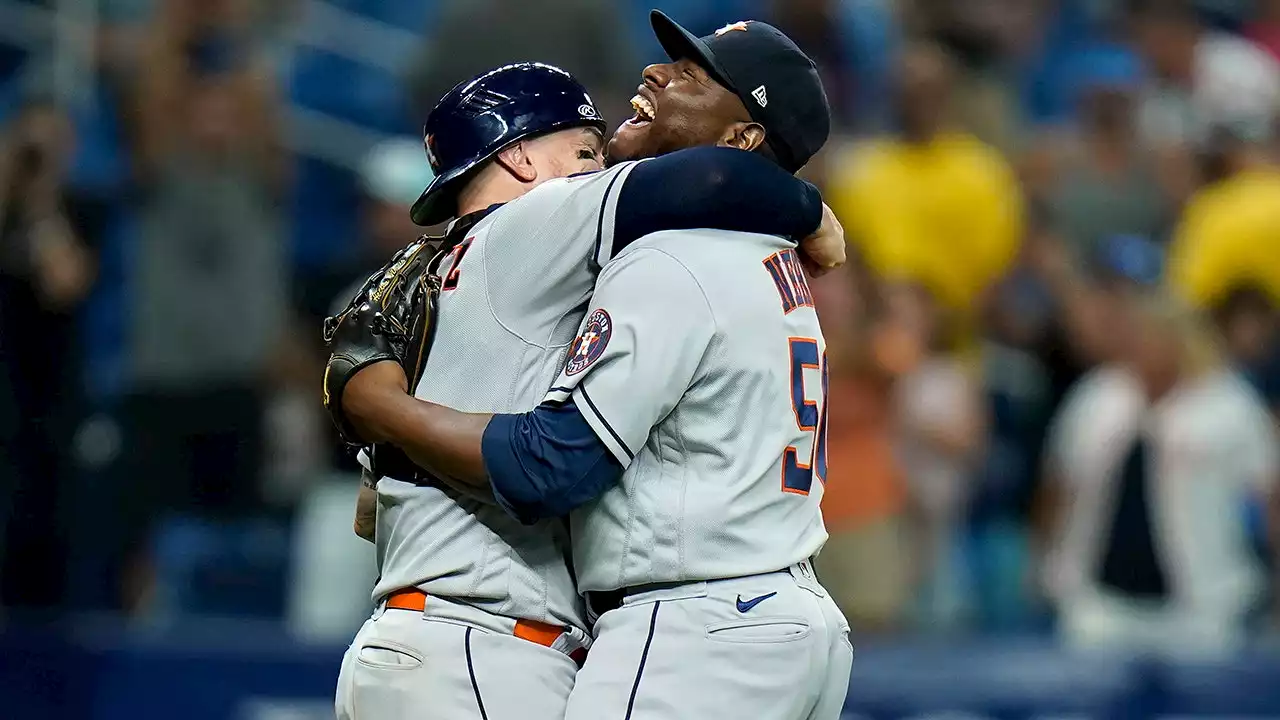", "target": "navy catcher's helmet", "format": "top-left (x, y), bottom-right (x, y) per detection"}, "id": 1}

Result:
top-left (410, 62), bottom-right (607, 226)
